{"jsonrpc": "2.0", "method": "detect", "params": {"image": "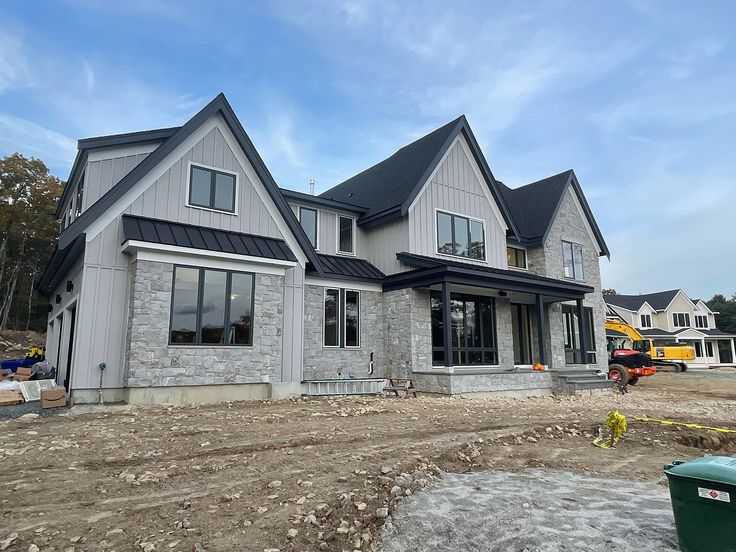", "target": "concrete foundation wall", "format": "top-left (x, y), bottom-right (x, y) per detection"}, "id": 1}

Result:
top-left (413, 371), bottom-right (552, 396)
top-left (125, 260), bottom-right (284, 387)
top-left (302, 284), bottom-right (384, 380)
top-left (72, 383), bottom-right (270, 405)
